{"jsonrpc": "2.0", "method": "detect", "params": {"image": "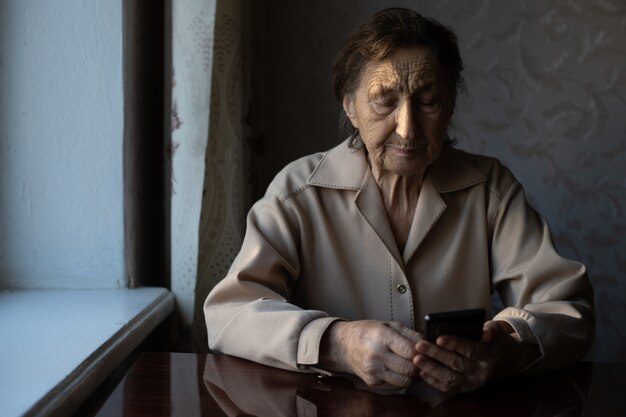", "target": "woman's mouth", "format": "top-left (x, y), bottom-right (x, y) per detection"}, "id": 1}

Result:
top-left (388, 145), bottom-right (425, 157)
